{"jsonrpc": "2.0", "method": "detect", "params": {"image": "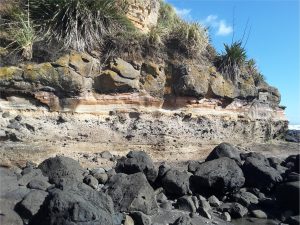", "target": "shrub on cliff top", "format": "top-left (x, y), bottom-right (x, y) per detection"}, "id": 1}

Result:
top-left (246, 59), bottom-right (266, 85)
top-left (154, 0), bottom-right (209, 58)
top-left (216, 41), bottom-right (247, 81)
top-left (168, 21), bottom-right (209, 58)
top-left (29, 0), bottom-right (133, 51)
top-left (1, 0), bottom-right (37, 60)
top-left (216, 42), bottom-right (266, 85)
